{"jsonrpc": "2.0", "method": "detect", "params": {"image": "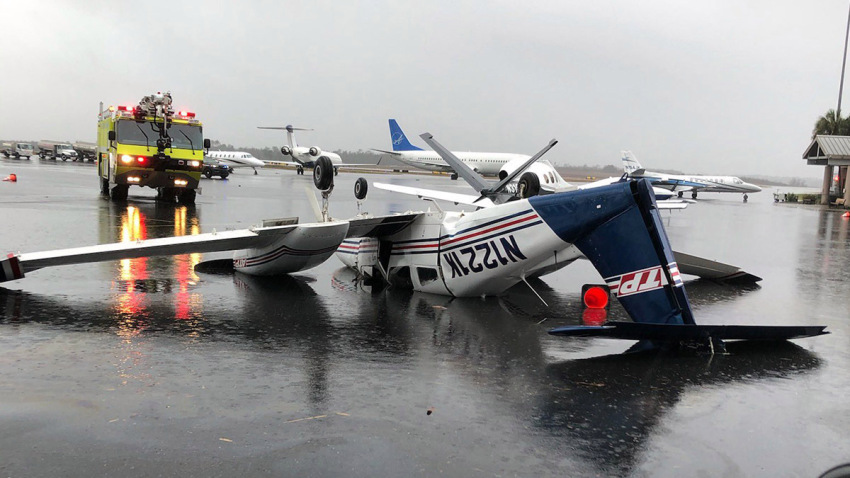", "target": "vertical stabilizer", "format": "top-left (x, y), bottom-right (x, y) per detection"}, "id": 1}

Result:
top-left (530, 180), bottom-right (696, 326)
top-left (389, 119), bottom-right (423, 151)
top-left (621, 151), bottom-right (643, 175)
